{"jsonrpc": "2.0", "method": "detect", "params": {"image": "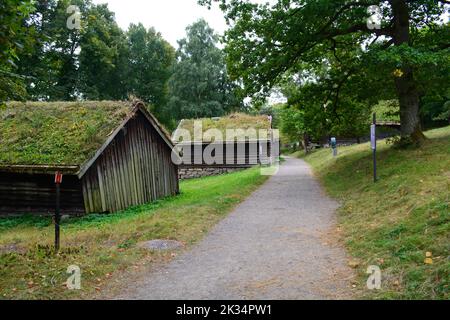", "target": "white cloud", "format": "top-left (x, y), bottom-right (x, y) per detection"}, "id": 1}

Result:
top-left (92, 0), bottom-right (228, 47)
